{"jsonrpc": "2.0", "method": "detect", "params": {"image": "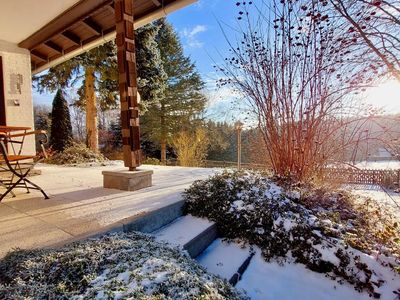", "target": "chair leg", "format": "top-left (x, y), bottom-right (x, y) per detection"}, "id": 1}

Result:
top-left (15, 162), bottom-right (30, 194)
top-left (0, 177), bottom-right (23, 202)
top-left (0, 180), bottom-right (15, 197)
top-left (16, 167), bottom-right (49, 200)
top-left (22, 179), bottom-right (30, 193)
top-left (0, 167), bottom-right (49, 201)
top-left (22, 177), bottom-right (49, 199)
